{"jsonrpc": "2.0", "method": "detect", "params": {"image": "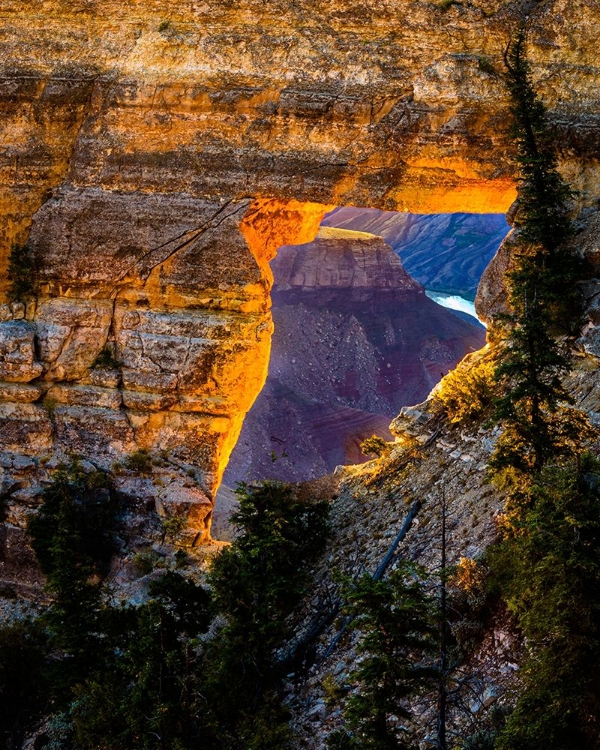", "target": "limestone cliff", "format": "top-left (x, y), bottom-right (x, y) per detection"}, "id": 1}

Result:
top-left (1, 0), bottom-right (600, 549)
